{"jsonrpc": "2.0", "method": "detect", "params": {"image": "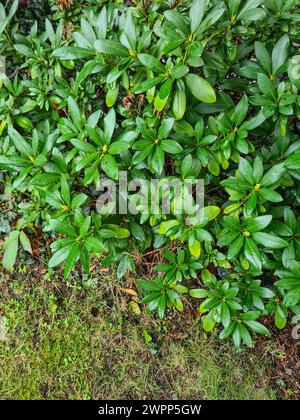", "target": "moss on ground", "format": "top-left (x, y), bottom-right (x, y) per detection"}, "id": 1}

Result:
top-left (0, 268), bottom-right (276, 400)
